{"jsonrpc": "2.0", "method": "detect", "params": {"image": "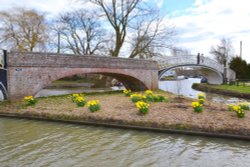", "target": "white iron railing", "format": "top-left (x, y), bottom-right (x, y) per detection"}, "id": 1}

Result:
top-left (151, 55), bottom-right (224, 73)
